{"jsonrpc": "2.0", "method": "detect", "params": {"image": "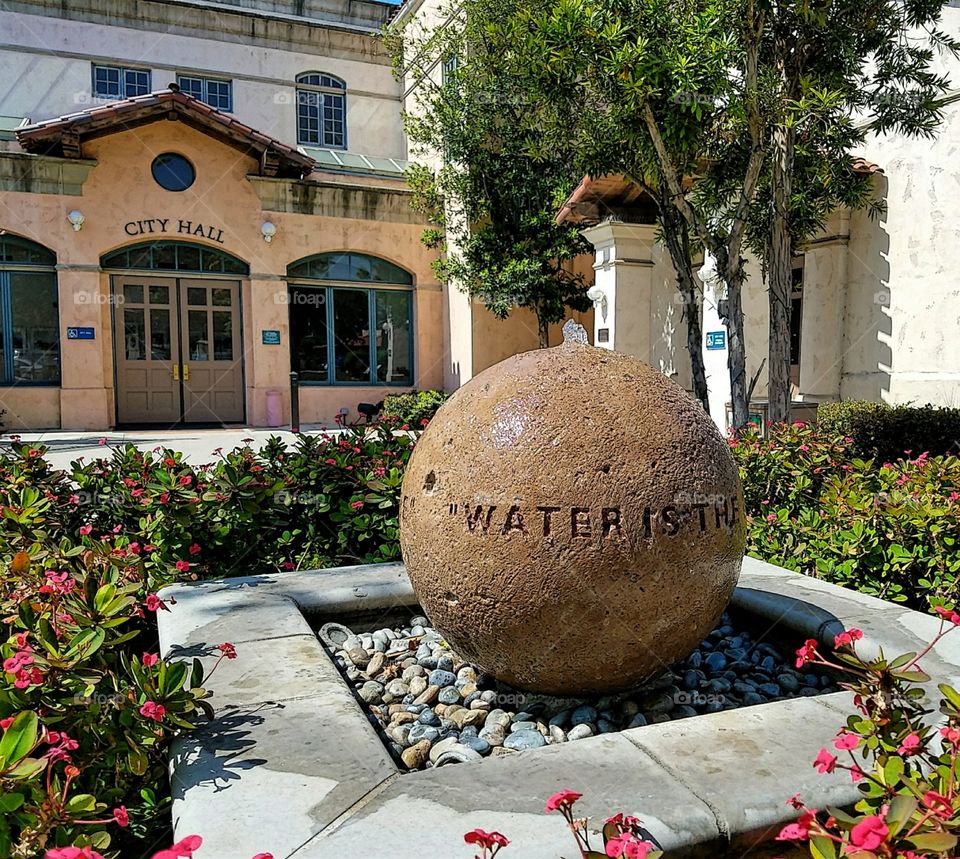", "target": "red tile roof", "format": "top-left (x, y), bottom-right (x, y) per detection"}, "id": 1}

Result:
top-left (16, 86), bottom-right (314, 179)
